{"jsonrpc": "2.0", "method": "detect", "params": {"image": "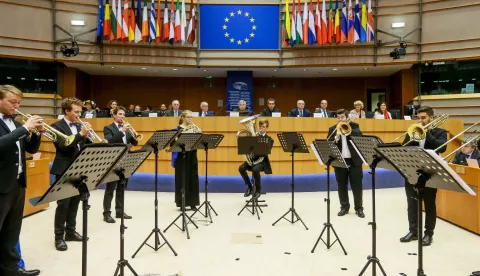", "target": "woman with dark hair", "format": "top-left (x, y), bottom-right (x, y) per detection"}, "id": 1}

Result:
top-left (373, 102), bottom-right (391, 119)
top-left (105, 100), bottom-right (118, 116)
